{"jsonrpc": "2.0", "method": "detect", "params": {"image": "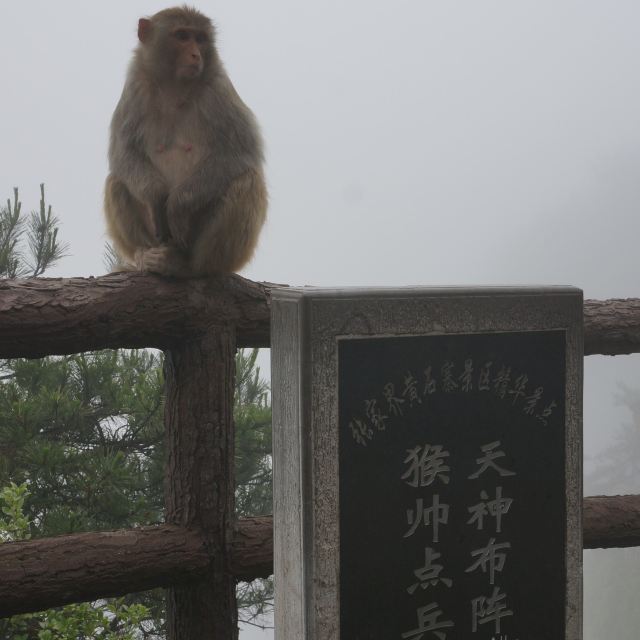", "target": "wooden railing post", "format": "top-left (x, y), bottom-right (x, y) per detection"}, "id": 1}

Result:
top-left (164, 327), bottom-right (238, 640)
